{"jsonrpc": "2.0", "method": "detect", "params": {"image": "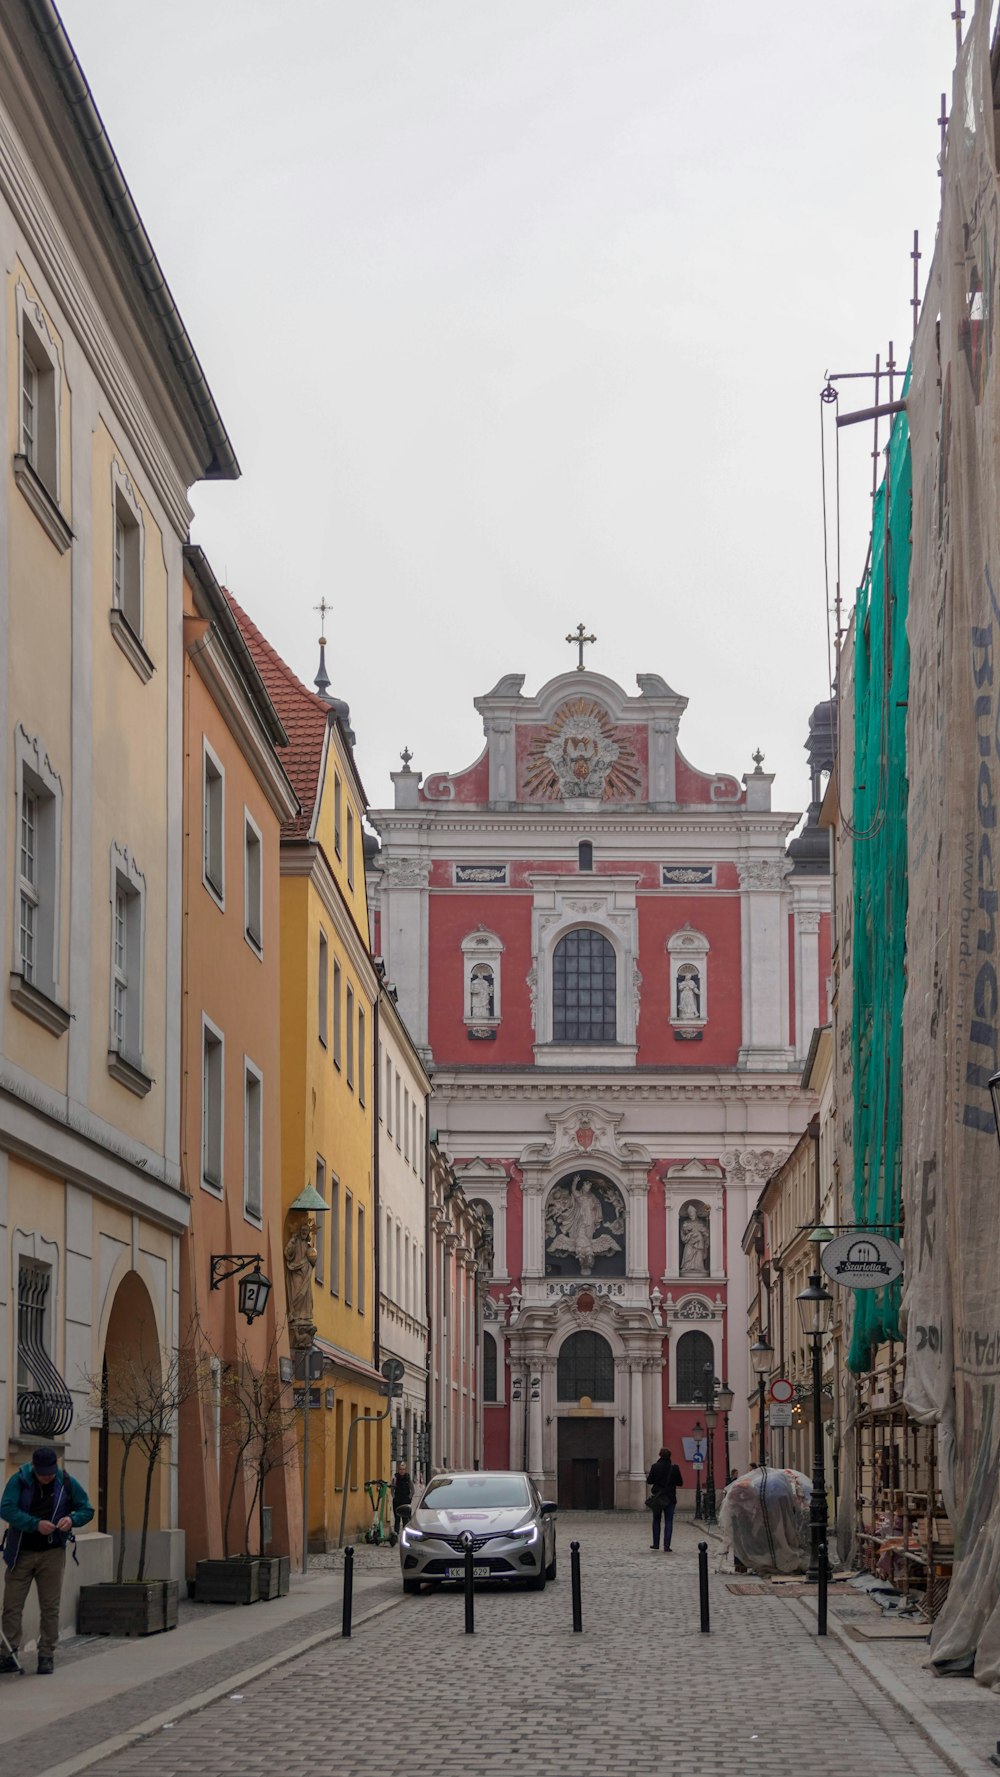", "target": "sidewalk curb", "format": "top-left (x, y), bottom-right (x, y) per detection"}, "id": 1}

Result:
top-left (40, 1591), bottom-right (407, 1777)
top-left (786, 1597), bottom-right (995, 1777)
